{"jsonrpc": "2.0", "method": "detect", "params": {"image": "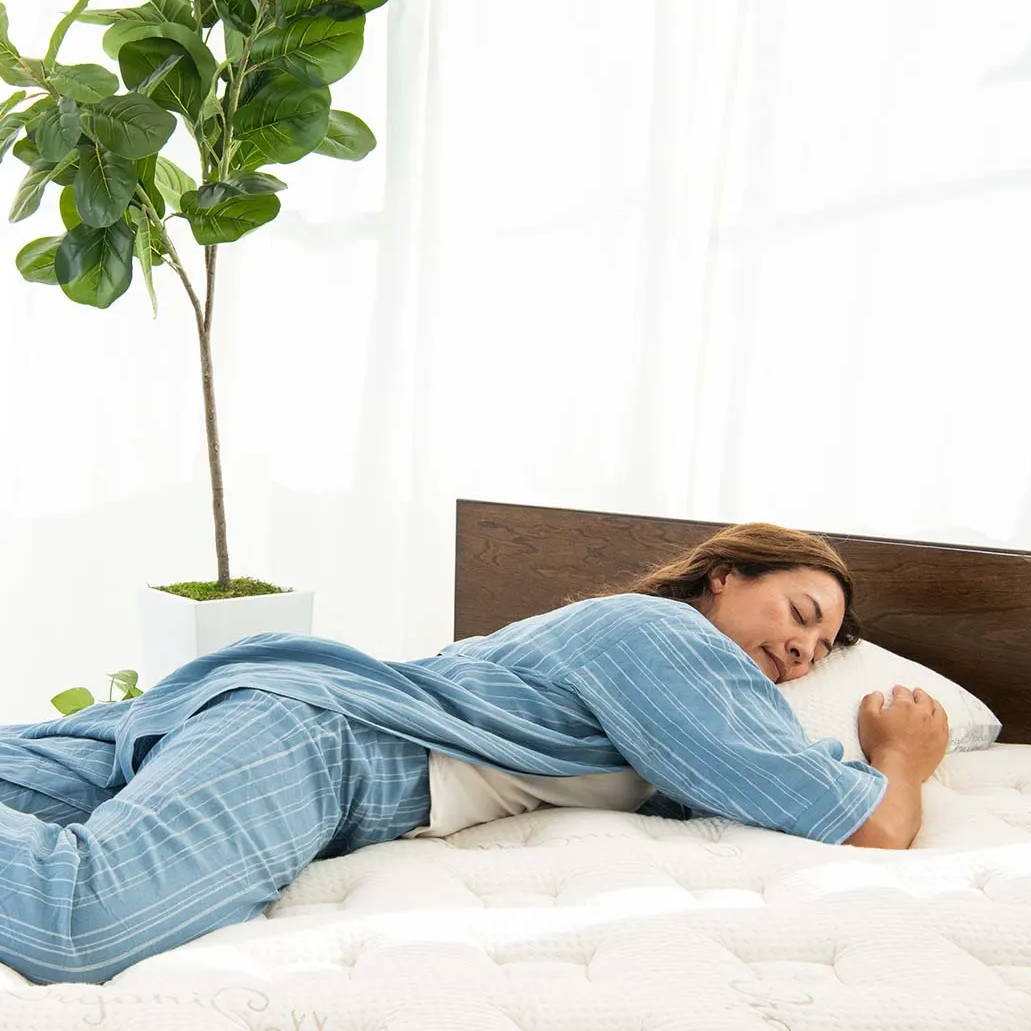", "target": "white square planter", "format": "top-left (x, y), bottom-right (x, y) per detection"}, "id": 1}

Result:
top-left (139, 585), bottom-right (314, 688)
